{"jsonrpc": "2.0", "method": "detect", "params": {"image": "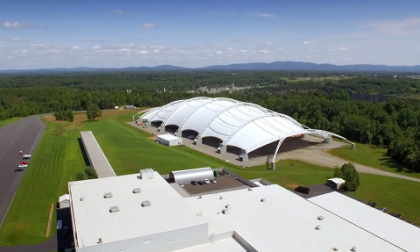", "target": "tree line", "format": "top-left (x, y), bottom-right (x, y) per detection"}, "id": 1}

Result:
top-left (0, 71), bottom-right (420, 172)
